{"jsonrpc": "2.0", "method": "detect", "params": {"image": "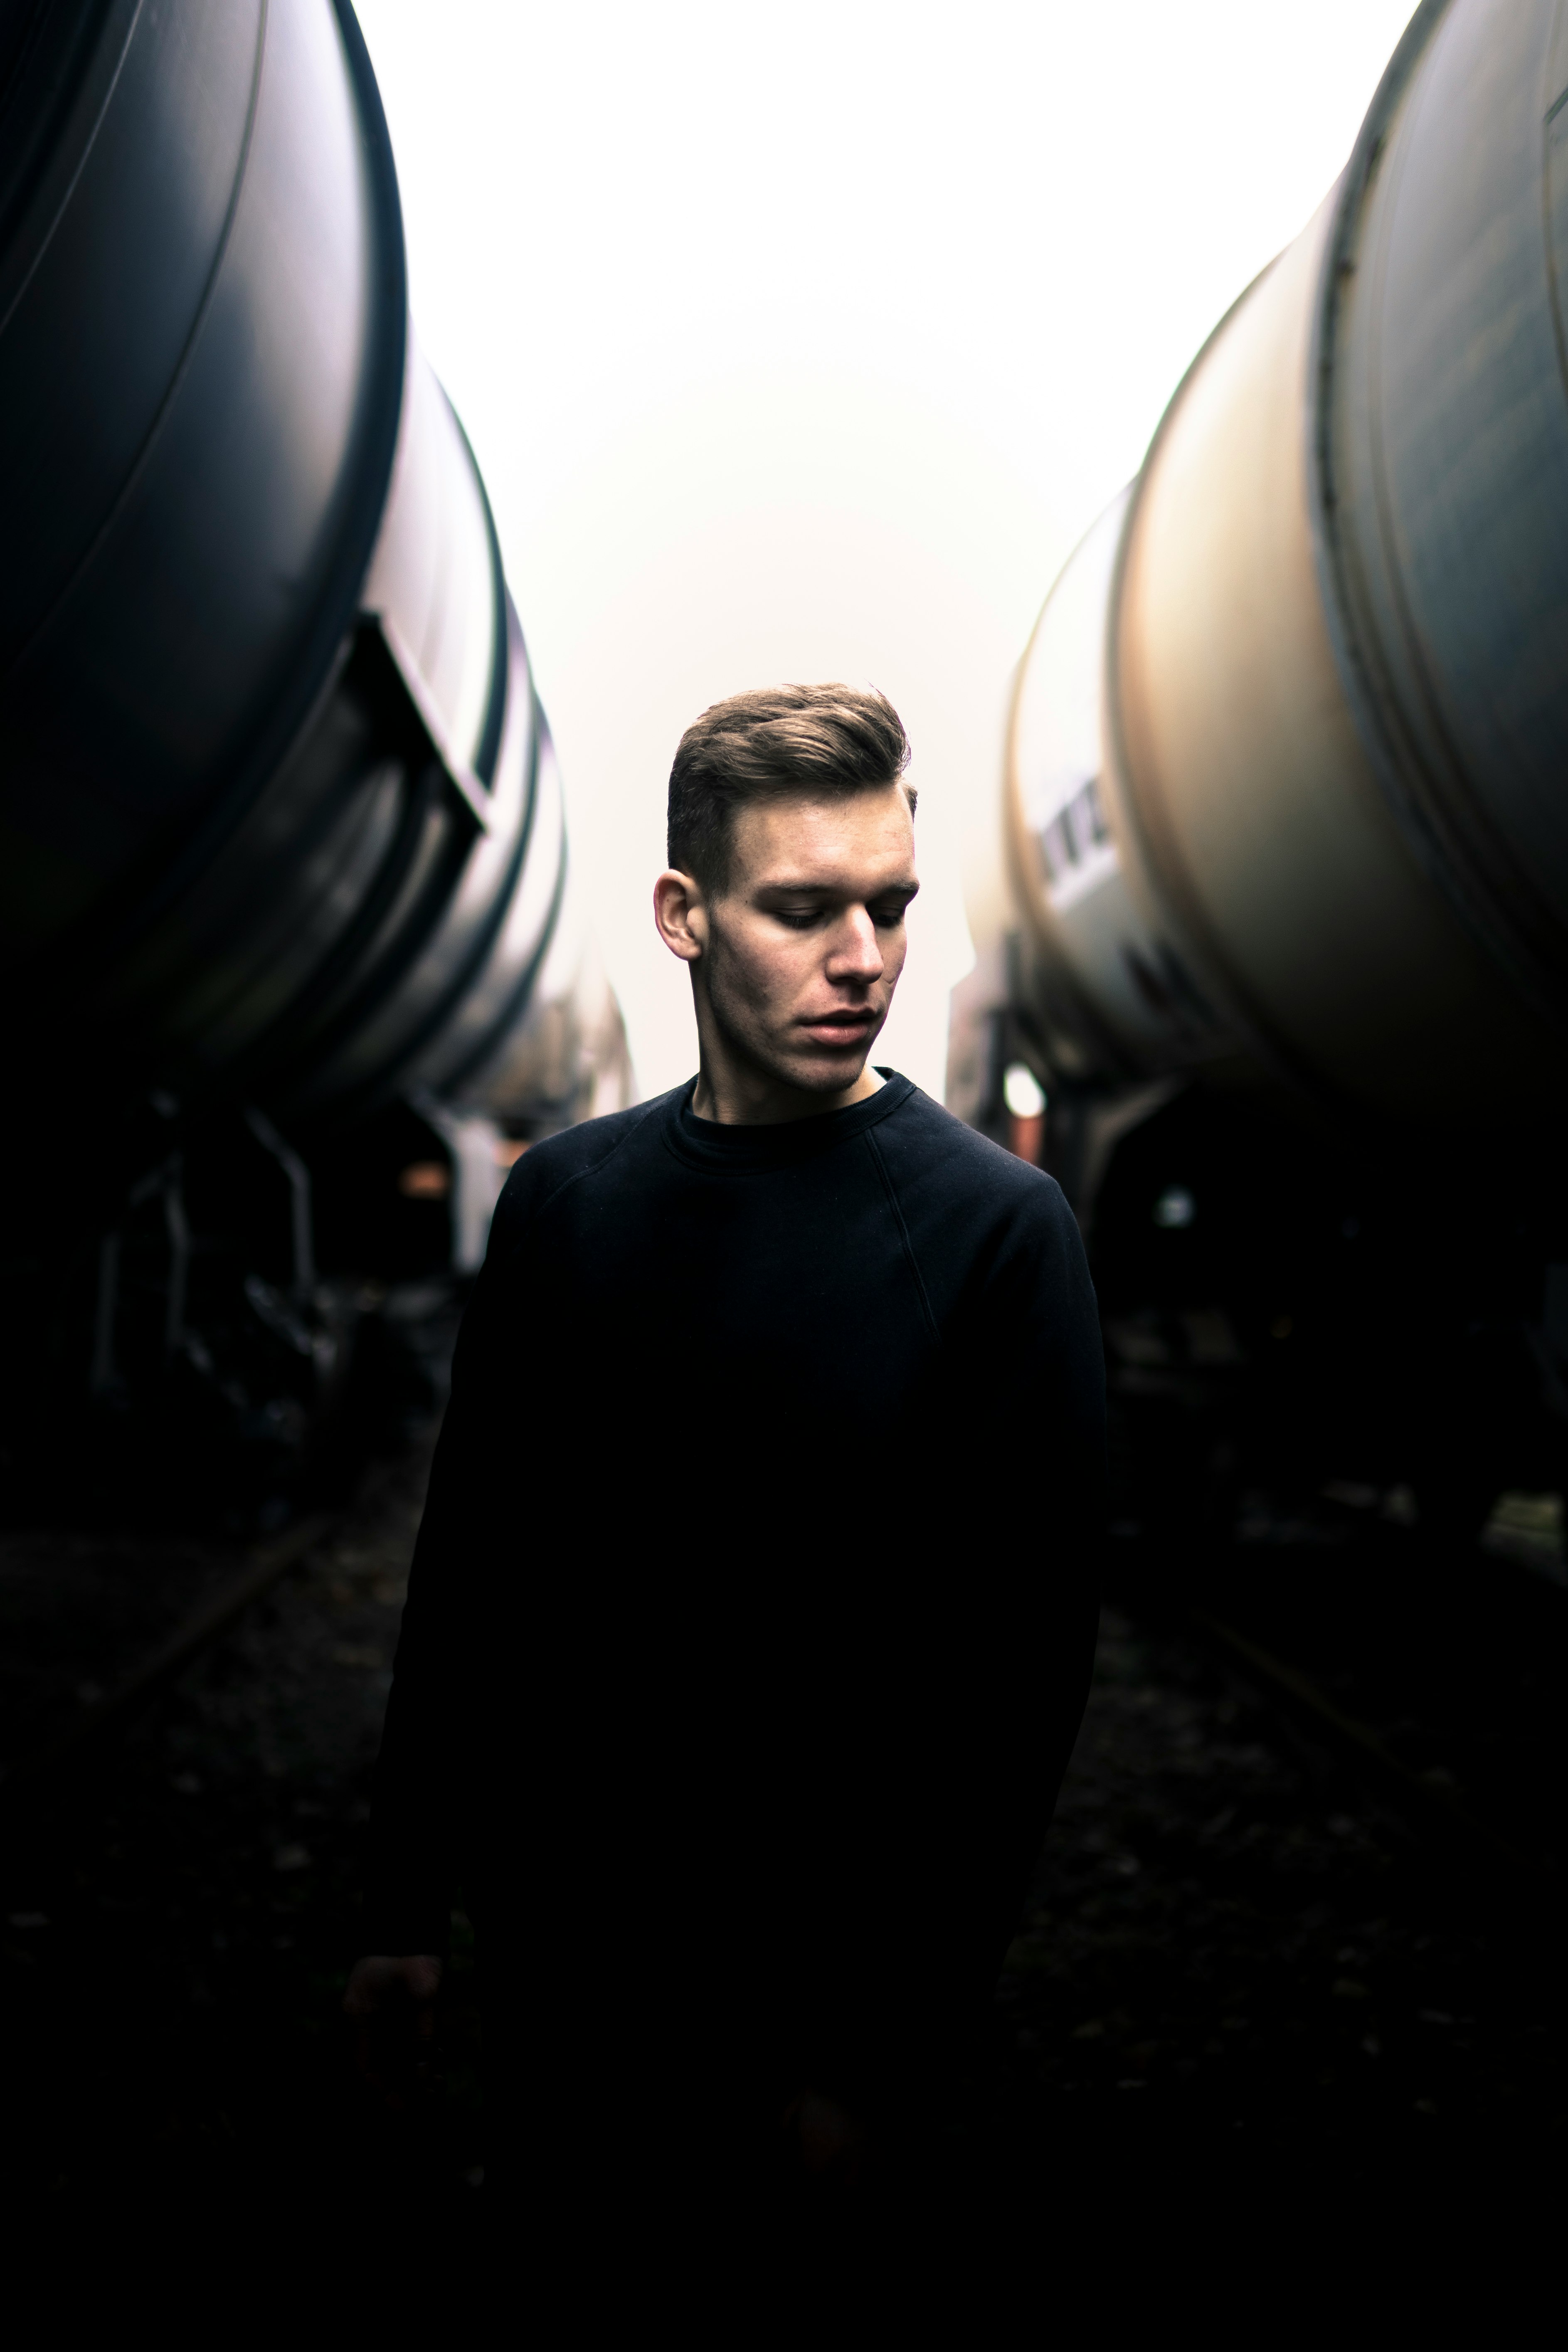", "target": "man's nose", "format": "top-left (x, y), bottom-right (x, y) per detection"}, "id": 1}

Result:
top-left (825, 906), bottom-right (883, 984)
